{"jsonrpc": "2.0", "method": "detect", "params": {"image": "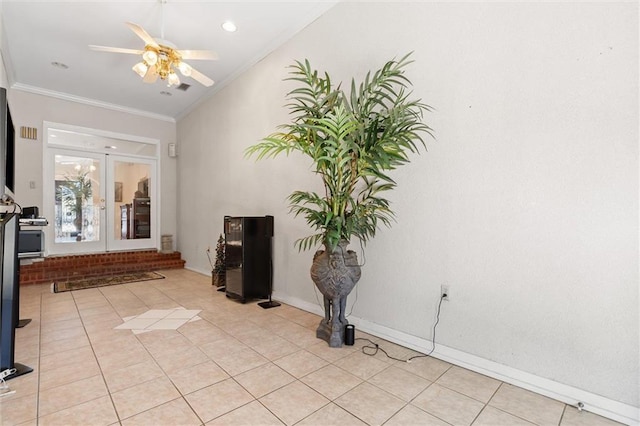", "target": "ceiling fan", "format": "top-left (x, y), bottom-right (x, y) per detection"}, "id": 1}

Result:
top-left (89, 19), bottom-right (217, 88)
